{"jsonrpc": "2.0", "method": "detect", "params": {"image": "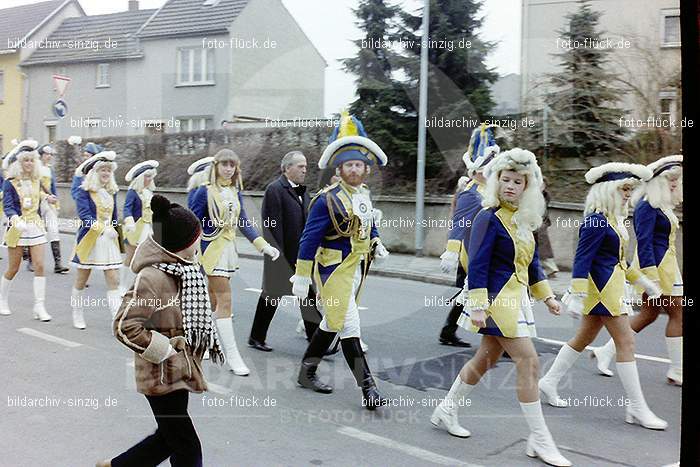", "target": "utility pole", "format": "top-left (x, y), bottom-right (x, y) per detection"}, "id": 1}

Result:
top-left (415, 0), bottom-right (430, 257)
